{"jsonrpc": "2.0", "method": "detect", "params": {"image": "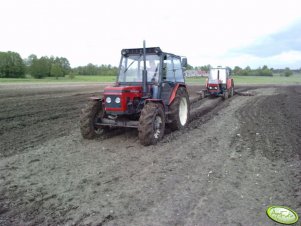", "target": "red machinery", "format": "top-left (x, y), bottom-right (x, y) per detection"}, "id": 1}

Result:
top-left (206, 66), bottom-right (234, 99)
top-left (80, 41), bottom-right (190, 145)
